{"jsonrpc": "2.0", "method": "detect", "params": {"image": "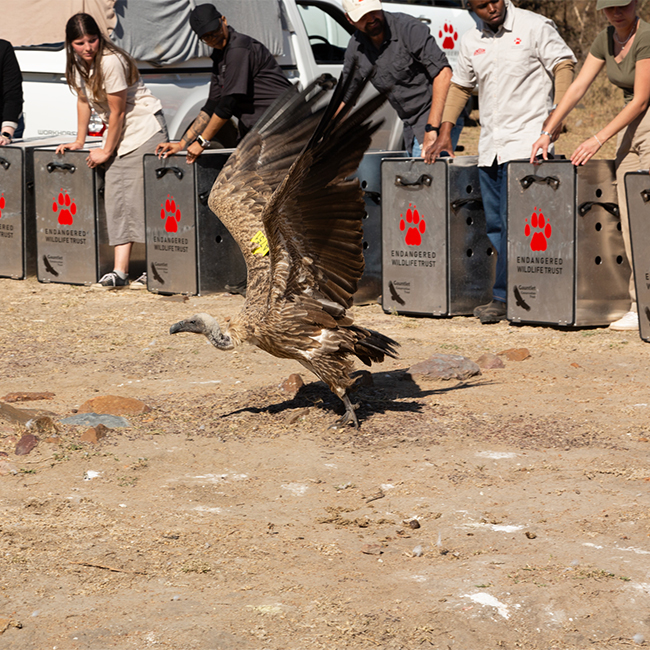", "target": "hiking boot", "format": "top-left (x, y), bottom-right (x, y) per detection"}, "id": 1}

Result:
top-left (608, 310), bottom-right (638, 331)
top-left (225, 279), bottom-right (247, 297)
top-left (92, 271), bottom-right (128, 289)
top-left (473, 300), bottom-right (493, 318)
top-left (130, 272), bottom-right (147, 290)
top-left (477, 300), bottom-right (507, 324)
